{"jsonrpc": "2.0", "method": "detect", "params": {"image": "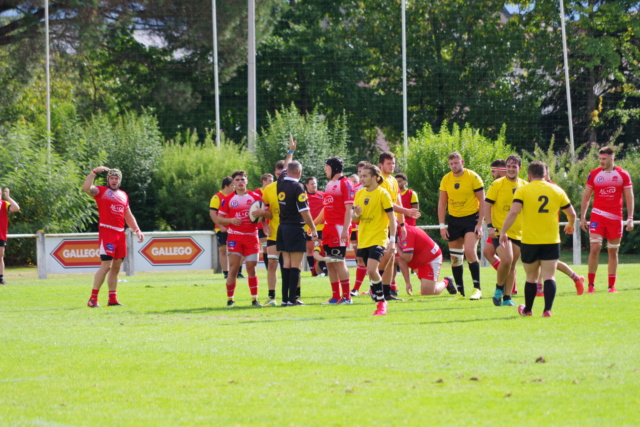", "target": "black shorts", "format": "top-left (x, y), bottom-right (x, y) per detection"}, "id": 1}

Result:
top-left (305, 230), bottom-right (323, 241)
top-left (350, 230), bottom-right (357, 241)
top-left (520, 243), bottom-right (560, 264)
top-left (216, 231), bottom-right (228, 246)
top-left (491, 237), bottom-right (522, 249)
top-left (0, 239), bottom-right (6, 247)
top-left (267, 239), bottom-right (277, 247)
top-left (447, 213), bottom-right (479, 241)
top-left (258, 229), bottom-right (267, 239)
top-left (277, 223), bottom-right (307, 253)
top-left (324, 245), bottom-right (347, 259)
top-left (357, 246), bottom-right (386, 265)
